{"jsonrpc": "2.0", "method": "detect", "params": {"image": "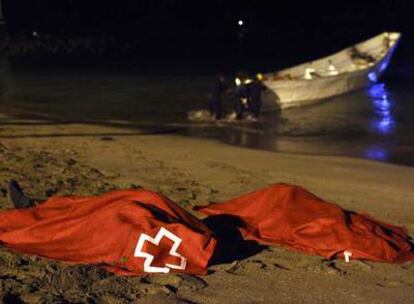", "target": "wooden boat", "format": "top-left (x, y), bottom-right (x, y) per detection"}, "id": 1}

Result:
top-left (261, 32), bottom-right (401, 111)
